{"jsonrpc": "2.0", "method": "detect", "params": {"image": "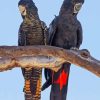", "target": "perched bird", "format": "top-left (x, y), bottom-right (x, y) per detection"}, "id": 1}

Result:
top-left (42, 0), bottom-right (84, 100)
top-left (18, 0), bottom-right (47, 100)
